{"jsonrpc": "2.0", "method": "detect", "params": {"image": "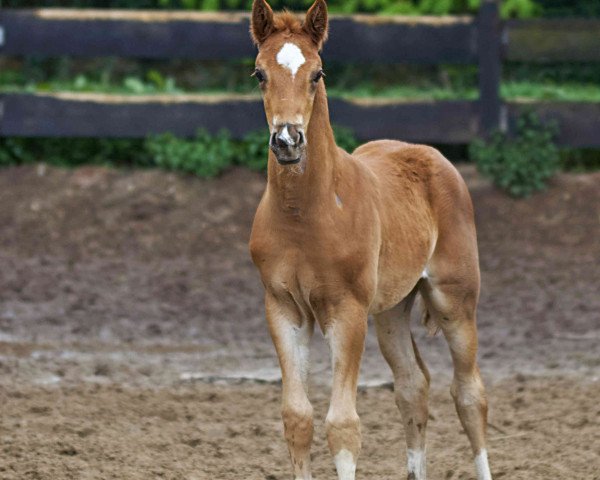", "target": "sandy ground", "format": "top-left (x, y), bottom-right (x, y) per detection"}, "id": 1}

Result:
top-left (0, 378), bottom-right (598, 480)
top-left (0, 164), bottom-right (599, 479)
